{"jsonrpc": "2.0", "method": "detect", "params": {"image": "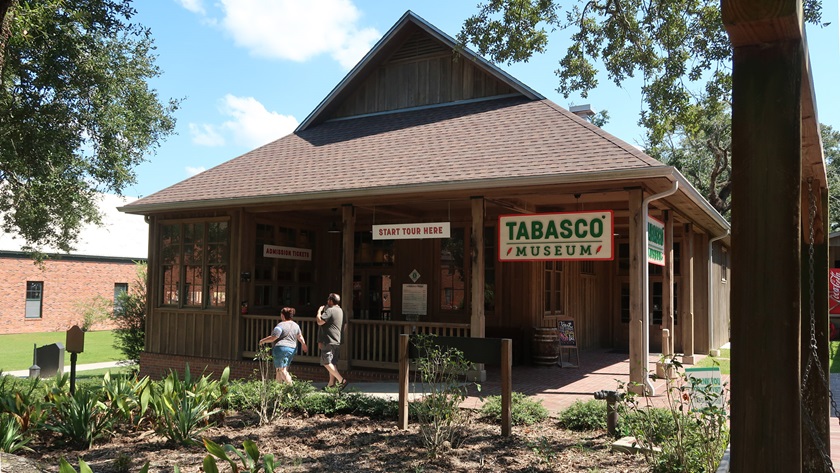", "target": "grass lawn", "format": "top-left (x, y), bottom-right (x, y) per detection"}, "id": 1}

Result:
top-left (1, 330), bottom-right (123, 372)
top-left (695, 348), bottom-right (731, 374)
top-left (831, 341), bottom-right (840, 373)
